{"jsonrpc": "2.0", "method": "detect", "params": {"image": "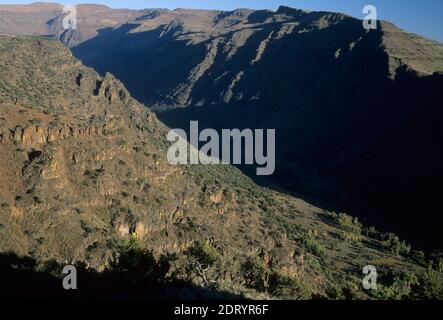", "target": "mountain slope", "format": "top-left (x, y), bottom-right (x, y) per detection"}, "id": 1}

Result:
top-left (72, 6), bottom-right (443, 108)
top-left (0, 3), bottom-right (151, 47)
top-left (71, 6), bottom-right (443, 248)
top-left (1, 34), bottom-right (440, 299)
